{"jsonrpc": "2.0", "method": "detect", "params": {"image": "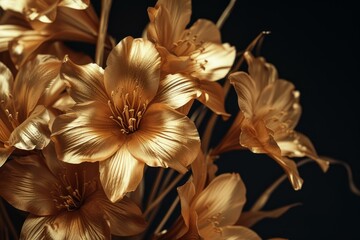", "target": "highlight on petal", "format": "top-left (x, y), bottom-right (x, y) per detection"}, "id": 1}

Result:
top-left (20, 215), bottom-right (57, 240)
top-left (99, 146), bottom-right (145, 202)
top-left (154, 73), bottom-right (198, 109)
top-left (0, 61), bottom-right (14, 101)
top-left (271, 155), bottom-right (303, 190)
top-left (59, 0), bottom-right (89, 10)
top-left (104, 36), bottom-right (161, 104)
top-left (7, 105), bottom-right (50, 150)
top-left (100, 196), bottom-right (147, 236)
top-left (195, 173), bottom-right (246, 231)
top-left (128, 103), bottom-right (200, 173)
top-left (190, 42), bottom-right (236, 81)
top-left (61, 56), bottom-right (108, 103)
top-left (0, 155), bottom-right (60, 215)
top-left (51, 102), bottom-right (123, 163)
